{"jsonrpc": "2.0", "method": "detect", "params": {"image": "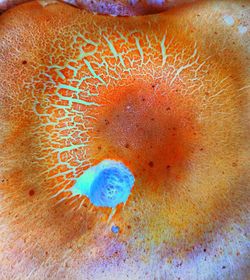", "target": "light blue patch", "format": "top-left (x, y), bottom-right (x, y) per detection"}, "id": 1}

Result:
top-left (238, 25), bottom-right (247, 34)
top-left (223, 15), bottom-right (234, 26)
top-left (71, 159), bottom-right (134, 208)
top-left (111, 225), bottom-right (120, 234)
